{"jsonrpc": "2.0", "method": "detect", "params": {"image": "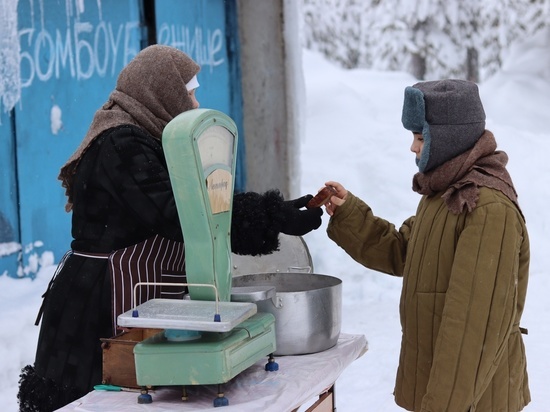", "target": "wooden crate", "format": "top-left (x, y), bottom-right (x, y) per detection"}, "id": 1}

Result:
top-left (101, 328), bottom-right (162, 388)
